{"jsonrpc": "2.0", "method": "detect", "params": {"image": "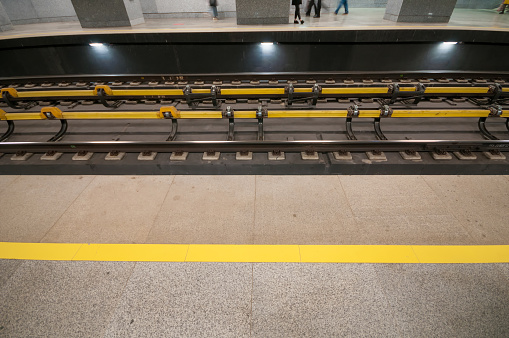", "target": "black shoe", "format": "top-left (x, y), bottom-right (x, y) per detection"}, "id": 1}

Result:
top-left (300, 20), bottom-right (304, 24)
top-left (294, 20), bottom-right (299, 23)
top-left (313, 15), bottom-right (320, 18)
top-left (499, 11), bottom-right (505, 14)
top-left (343, 12), bottom-right (349, 15)
top-left (305, 13), bottom-right (310, 17)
